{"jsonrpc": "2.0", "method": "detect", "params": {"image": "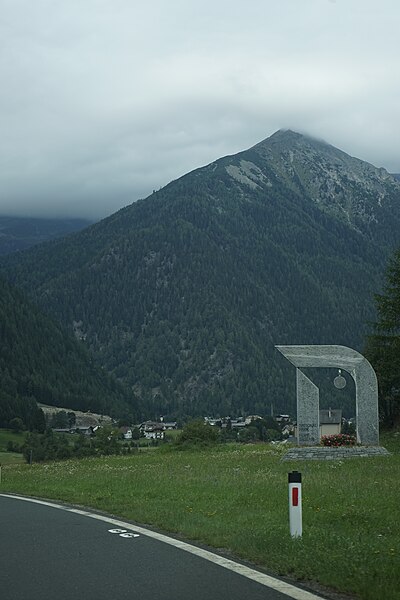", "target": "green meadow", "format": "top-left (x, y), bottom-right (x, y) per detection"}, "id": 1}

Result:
top-left (1, 433), bottom-right (400, 600)
top-left (0, 429), bottom-right (25, 464)
top-left (0, 428), bottom-right (27, 449)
